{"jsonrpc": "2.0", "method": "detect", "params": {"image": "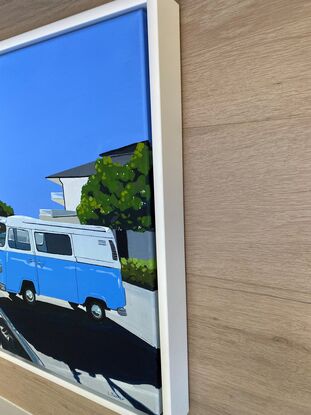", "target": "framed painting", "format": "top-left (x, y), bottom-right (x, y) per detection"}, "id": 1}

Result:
top-left (0, 0), bottom-right (188, 414)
